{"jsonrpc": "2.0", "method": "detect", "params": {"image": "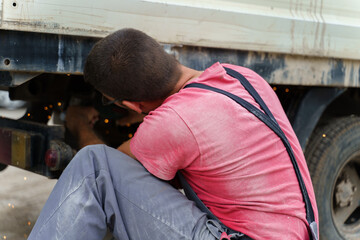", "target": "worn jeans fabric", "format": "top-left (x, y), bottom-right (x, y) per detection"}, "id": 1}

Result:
top-left (28, 144), bottom-right (217, 240)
